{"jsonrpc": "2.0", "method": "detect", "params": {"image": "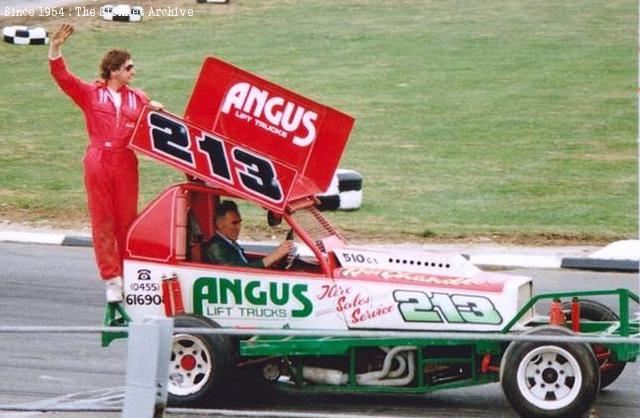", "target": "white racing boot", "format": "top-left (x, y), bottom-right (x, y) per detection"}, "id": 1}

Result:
top-left (105, 276), bottom-right (124, 303)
